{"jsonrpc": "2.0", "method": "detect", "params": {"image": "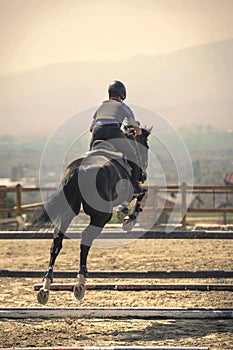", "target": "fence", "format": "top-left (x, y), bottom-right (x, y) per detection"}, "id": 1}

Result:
top-left (0, 183), bottom-right (232, 228)
top-left (143, 184), bottom-right (233, 227)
